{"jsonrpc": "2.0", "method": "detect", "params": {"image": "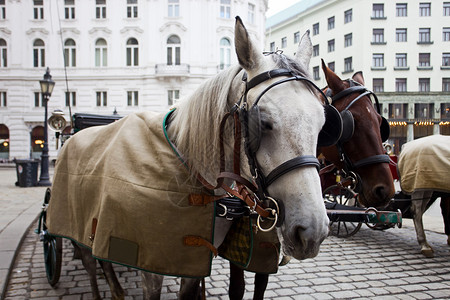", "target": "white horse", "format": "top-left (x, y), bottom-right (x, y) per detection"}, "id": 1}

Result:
top-left (397, 134), bottom-right (450, 258)
top-left (141, 17), bottom-right (330, 299)
top-left (48, 16), bottom-right (329, 300)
